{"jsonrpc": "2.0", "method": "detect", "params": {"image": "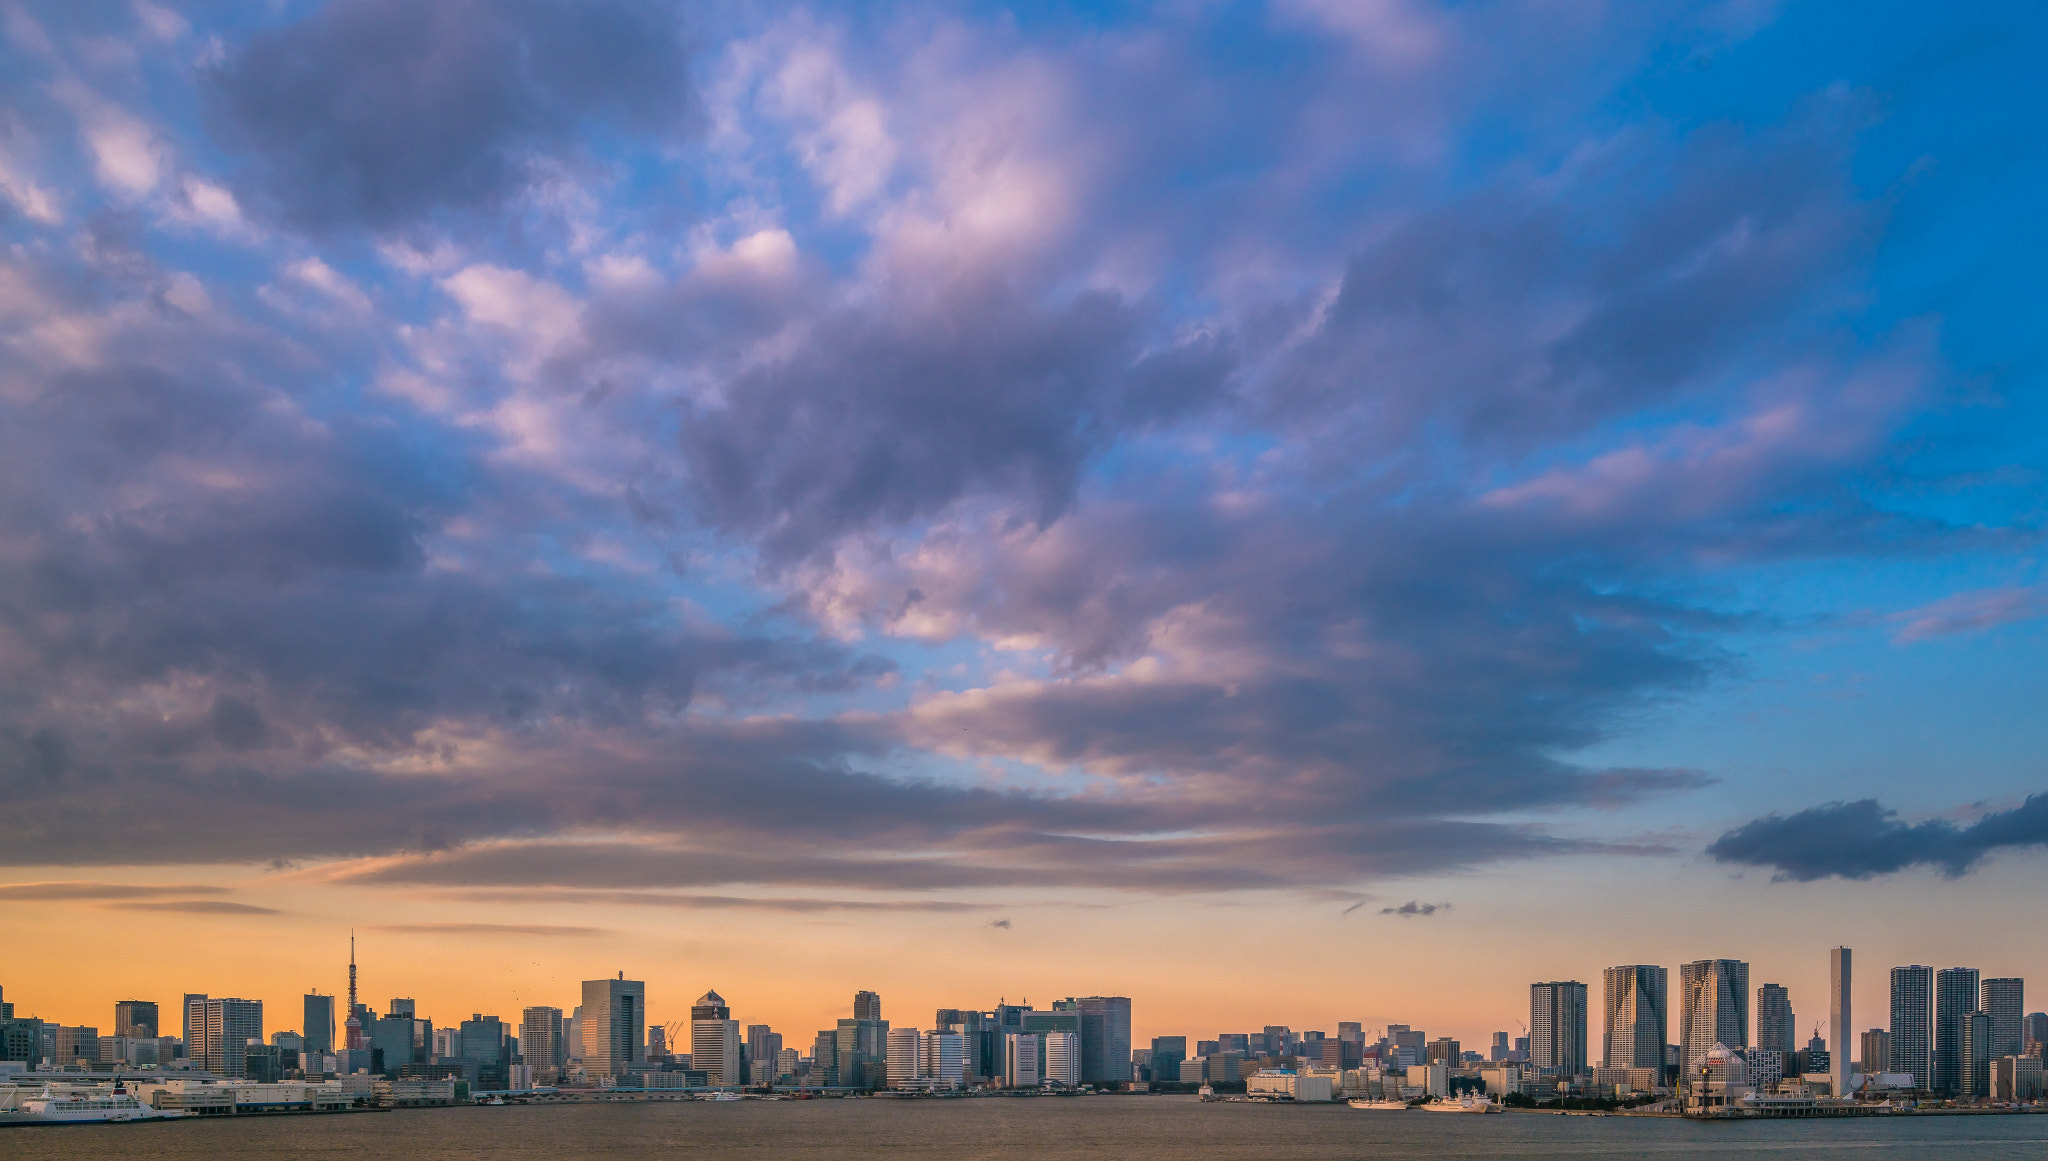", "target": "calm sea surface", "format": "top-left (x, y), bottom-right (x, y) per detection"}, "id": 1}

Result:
top-left (6, 1097), bottom-right (2047, 1160)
